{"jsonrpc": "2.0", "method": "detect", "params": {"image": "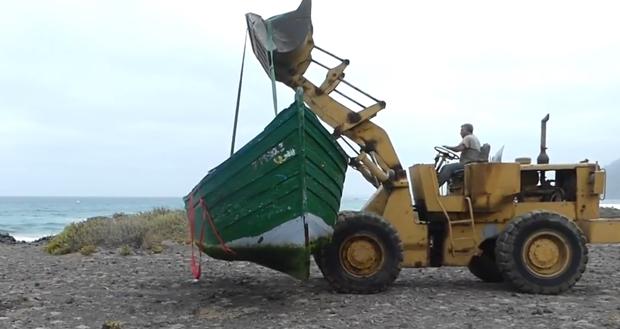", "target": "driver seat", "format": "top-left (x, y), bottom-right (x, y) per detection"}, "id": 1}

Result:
top-left (479, 143), bottom-right (491, 162)
top-left (449, 143), bottom-right (491, 192)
